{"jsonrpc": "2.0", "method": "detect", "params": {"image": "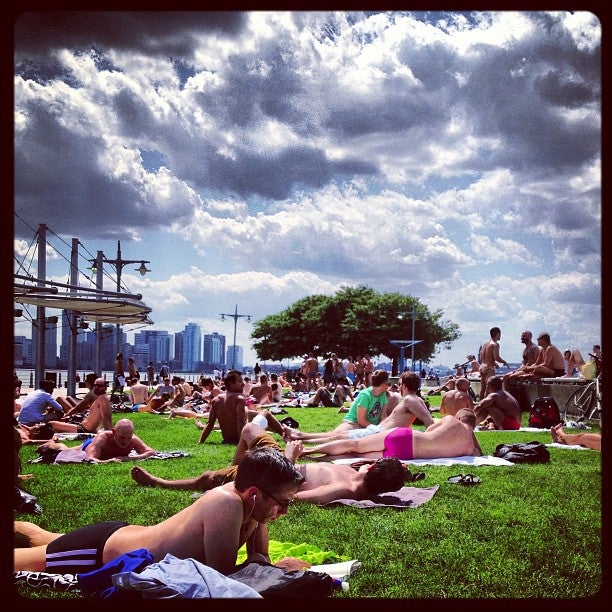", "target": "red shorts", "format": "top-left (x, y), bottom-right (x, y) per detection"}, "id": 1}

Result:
top-left (502, 416), bottom-right (521, 430)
